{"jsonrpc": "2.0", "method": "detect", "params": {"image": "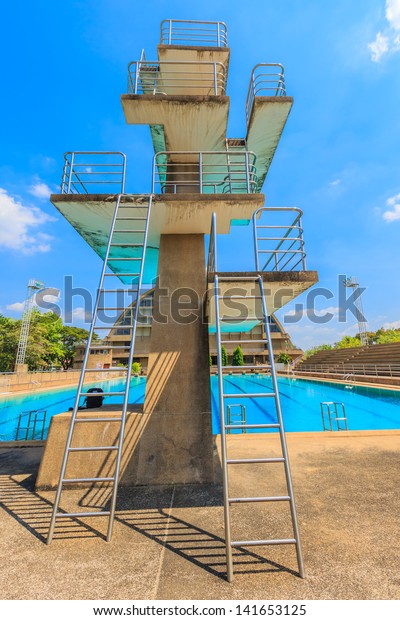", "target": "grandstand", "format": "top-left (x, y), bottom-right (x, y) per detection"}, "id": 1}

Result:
top-left (294, 342), bottom-right (400, 386)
